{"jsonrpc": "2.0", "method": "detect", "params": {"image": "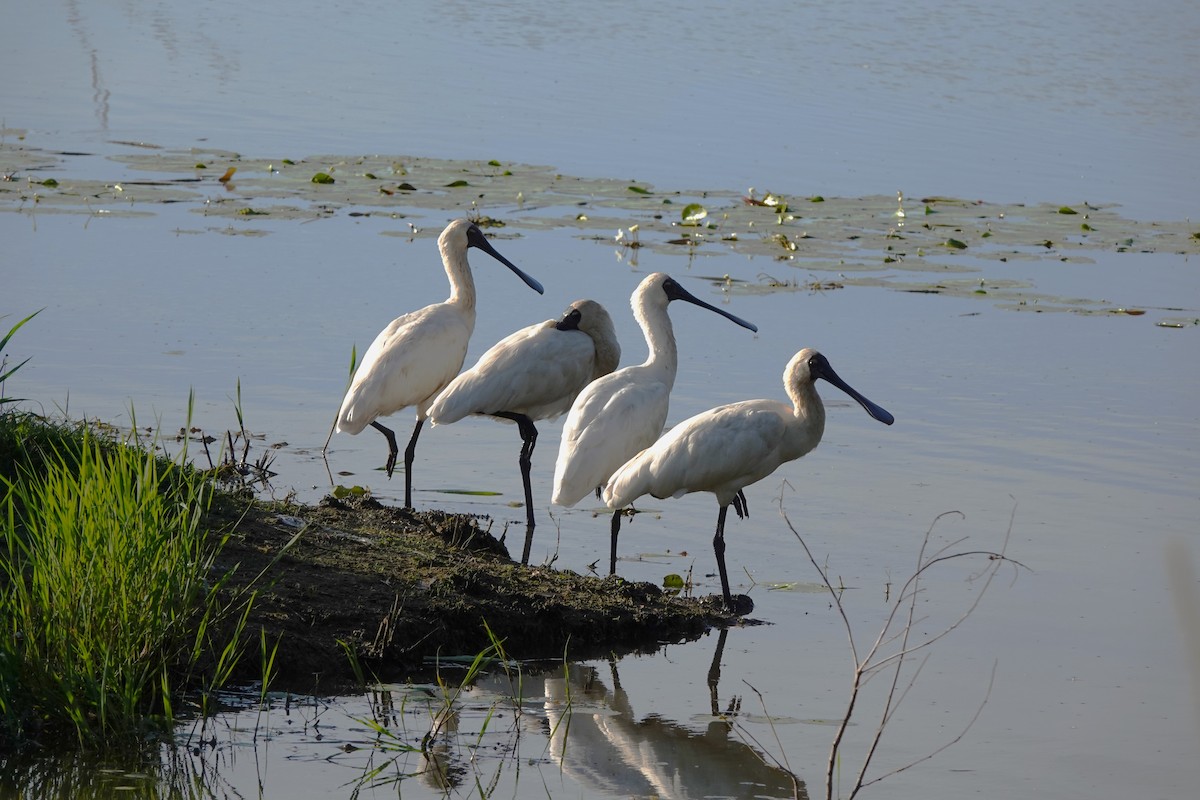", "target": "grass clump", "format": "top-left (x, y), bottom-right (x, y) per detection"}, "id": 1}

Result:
top-left (0, 427), bottom-right (252, 750)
